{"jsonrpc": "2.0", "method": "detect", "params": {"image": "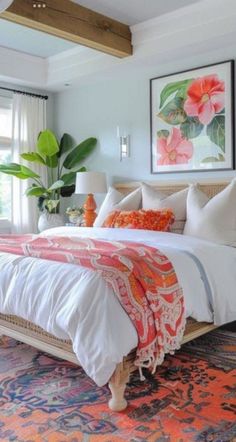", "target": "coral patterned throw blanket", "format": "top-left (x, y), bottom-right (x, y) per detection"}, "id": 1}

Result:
top-left (0, 234), bottom-right (185, 373)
